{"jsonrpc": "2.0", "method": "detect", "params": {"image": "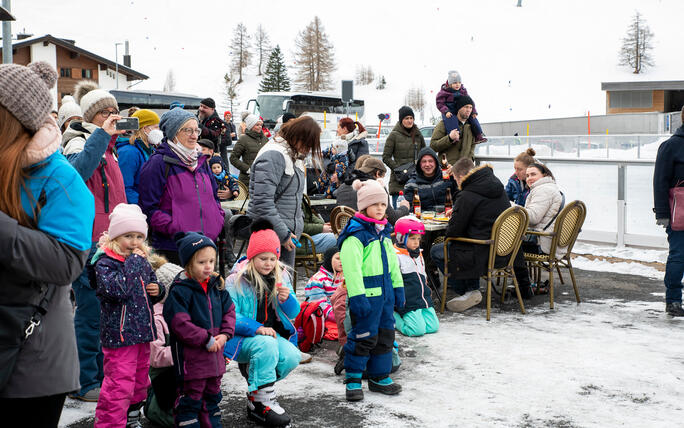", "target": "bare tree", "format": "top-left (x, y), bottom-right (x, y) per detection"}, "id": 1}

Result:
top-left (404, 86), bottom-right (426, 114)
top-left (355, 65), bottom-right (375, 85)
top-left (222, 72), bottom-right (240, 113)
top-left (163, 69), bottom-right (176, 92)
top-left (230, 23), bottom-right (252, 83)
top-left (619, 11), bottom-right (655, 74)
top-left (254, 24), bottom-right (271, 76)
top-left (293, 16), bottom-right (336, 91)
